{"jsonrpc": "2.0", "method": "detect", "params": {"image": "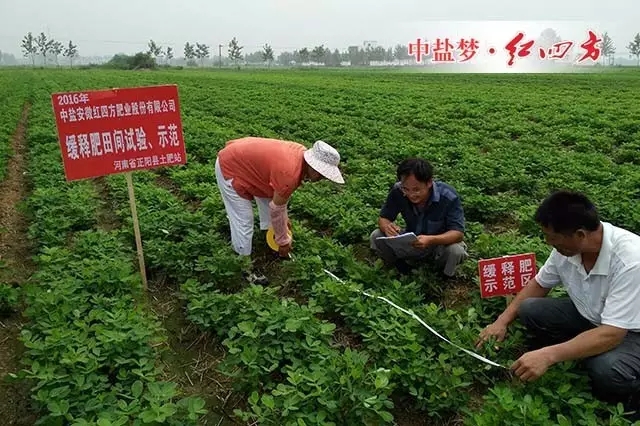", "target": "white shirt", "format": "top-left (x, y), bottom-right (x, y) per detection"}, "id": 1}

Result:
top-left (535, 222), bottom-right (640, 331)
